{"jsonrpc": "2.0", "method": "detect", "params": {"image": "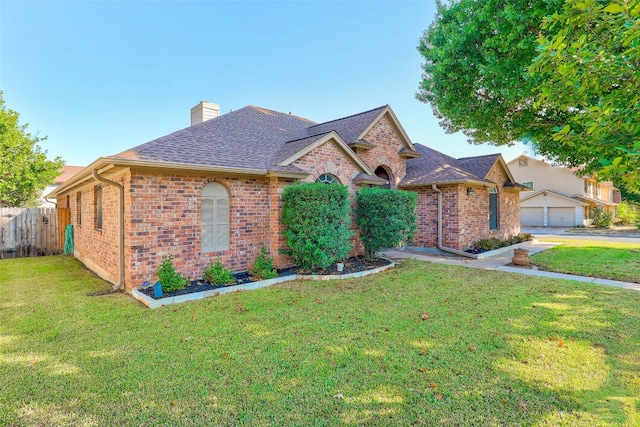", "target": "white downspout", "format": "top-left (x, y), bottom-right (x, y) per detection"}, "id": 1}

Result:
top-left (92, 169), bottom-right (125, 291)
top-left (431, 184), bottom-right (476, 258)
